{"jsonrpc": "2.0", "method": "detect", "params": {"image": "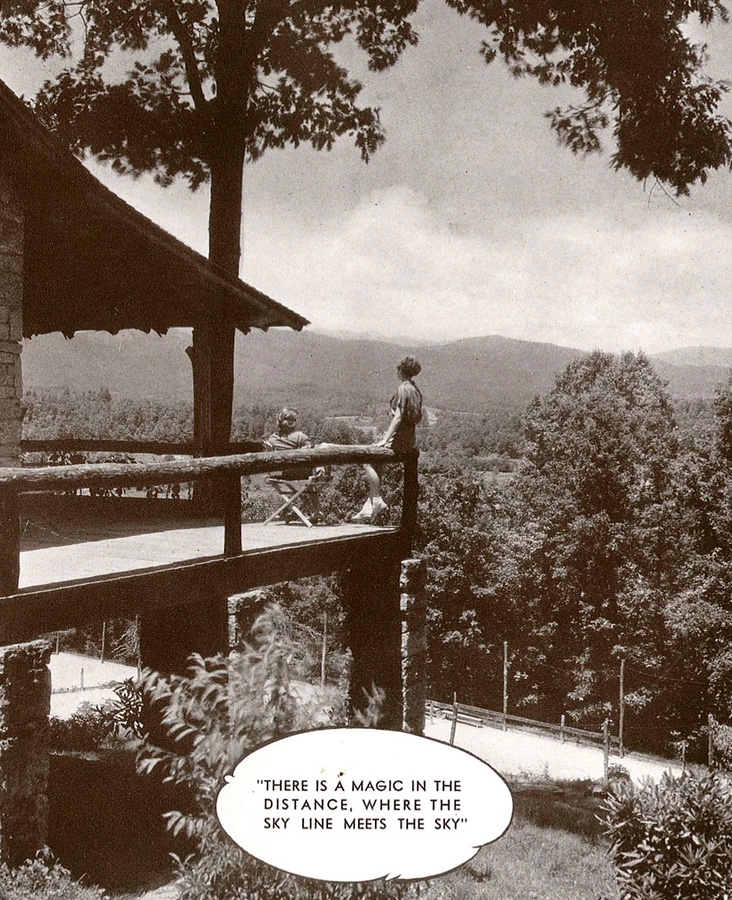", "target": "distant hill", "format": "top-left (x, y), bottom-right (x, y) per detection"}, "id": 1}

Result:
top-left (21, 329), bottom-right (732, 413)
top-left (652, 347), bottom-right (732, 370)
